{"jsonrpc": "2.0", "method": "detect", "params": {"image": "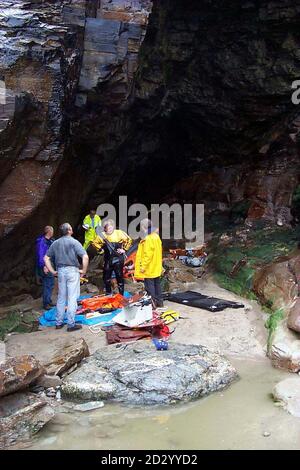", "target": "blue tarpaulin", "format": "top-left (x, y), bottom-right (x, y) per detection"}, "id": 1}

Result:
top-left (39, 292), bottom-right (132, 327)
